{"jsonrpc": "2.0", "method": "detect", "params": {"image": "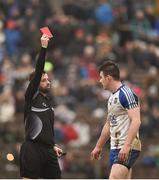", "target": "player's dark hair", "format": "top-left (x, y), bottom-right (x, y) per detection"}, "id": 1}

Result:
top-left (99, 61), bottom-right (120, 80)
top-left (29, 70), bottom-right (46, 82)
